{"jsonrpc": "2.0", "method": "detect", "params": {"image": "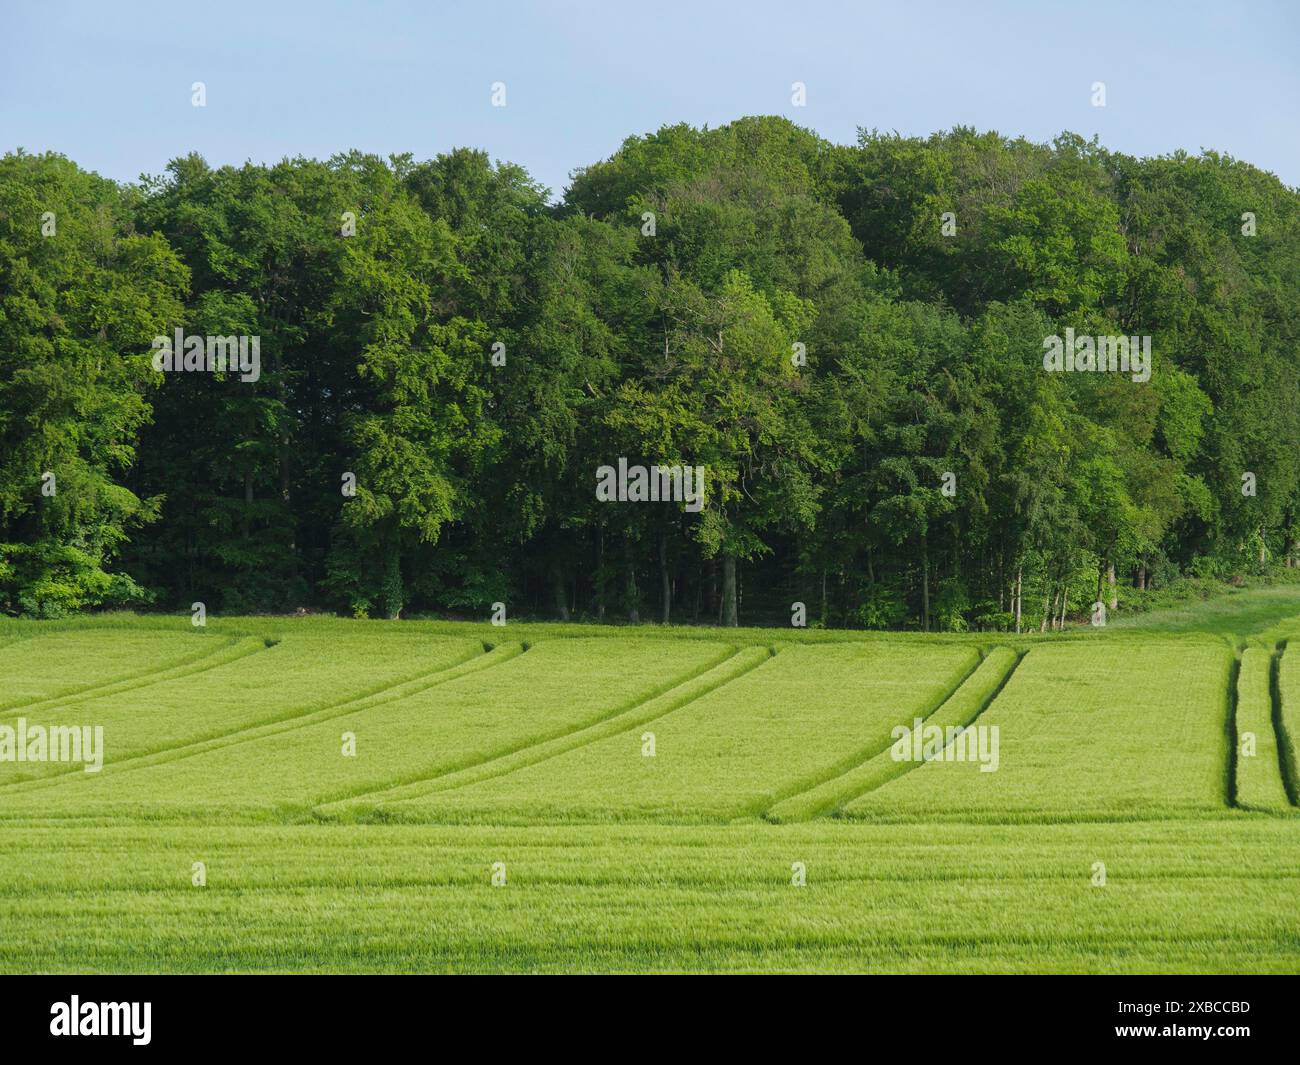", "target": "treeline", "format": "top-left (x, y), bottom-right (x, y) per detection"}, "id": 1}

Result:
top-left (2, 117), bottom-right (1298, 628)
